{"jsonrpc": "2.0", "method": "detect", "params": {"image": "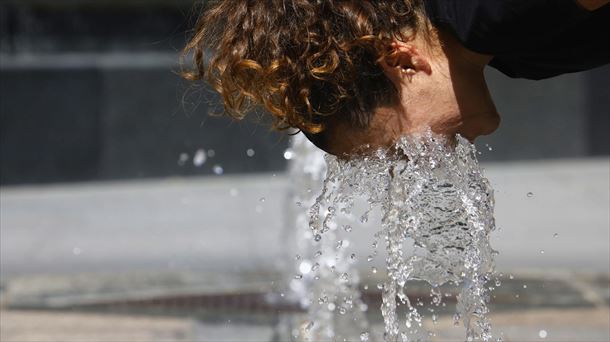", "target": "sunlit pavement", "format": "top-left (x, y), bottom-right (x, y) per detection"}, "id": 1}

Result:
top-left (1, 158), bottom-right (608, 340)
top-left (1, 307), bottom-right (608, 341)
